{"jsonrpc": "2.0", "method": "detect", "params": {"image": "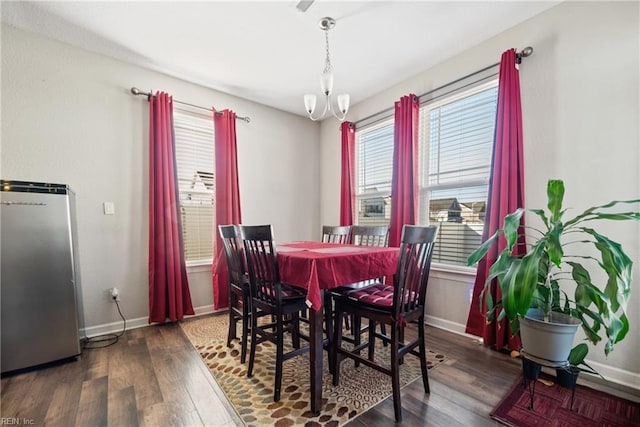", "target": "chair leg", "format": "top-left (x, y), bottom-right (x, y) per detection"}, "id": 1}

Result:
top-left (227, 295), bottom-right (237, 348)
top-left (352, 315), bottom-right (363, 368)
top-left (368, 319), bottom-right (376, 362)
top-left (247, 308), bottom-right (258, 378)
top-left (399, 325), bottom-right (405, 365)
top-left (274, 316), bottom-right (284, 402)
top-left (390, 324), bottom-right (403, 422)
top-left (332, 310), bottom-right (345, 387)
top-left (380, 323), bottom-right (388, 347)
top-left (240, 302), bottom-right (249, 364)
top-left (227, 310), bottom-right (234, 348)
top-left (418, 320), bottom-right (430, 393)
